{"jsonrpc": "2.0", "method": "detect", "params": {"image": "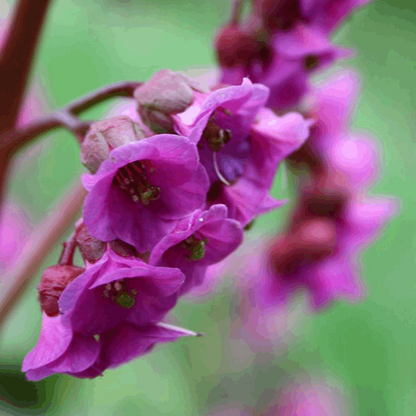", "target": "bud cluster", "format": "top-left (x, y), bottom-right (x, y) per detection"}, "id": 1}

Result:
top-left (269, 72), bottom-right (396, 309)
top-left (215, 0), bottom-right (370, 109)
top-left (23, 70), bottom-right (312, 380)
